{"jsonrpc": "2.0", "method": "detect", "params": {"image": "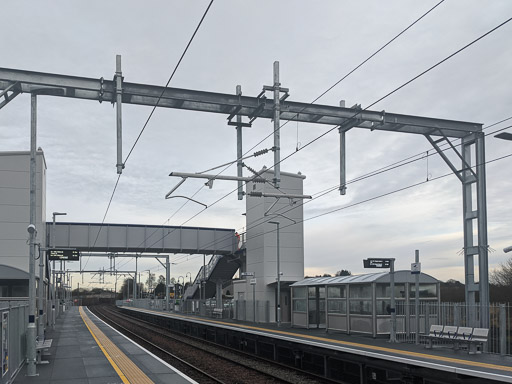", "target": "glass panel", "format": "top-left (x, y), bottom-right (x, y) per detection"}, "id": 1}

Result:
top-left (349, 300), bottom-right (372, 315)
top-left (376, 300), bottom-right (391, 315)
top-left (308, 298), bottom-right (317, 324)
top-left (292, 299), bottom-right (306, 312)
top-left (376, 284), bottom-right (406, 298)
top-left (409, 284), bottom-right (437, 298)
top-left (308, 287), bottom-right (316, 298)
top-left (319, 299), bottom-right (326, 324)
top-left (327, 286), bottom-right (346, 298)
top-left (349, 285), bottom-right (371, 298)
top-left (327, 299), bottom-right (347, 314)
top-left (319, 287), bottom-right (325, 299)
top-left (293, 286), bottom-right (307, 299)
